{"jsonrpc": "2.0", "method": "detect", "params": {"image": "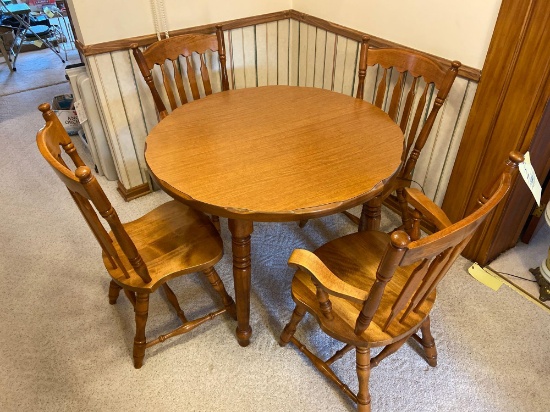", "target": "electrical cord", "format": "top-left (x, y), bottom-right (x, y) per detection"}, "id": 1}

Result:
top-left (496, 271), bottom-right (537, 283)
